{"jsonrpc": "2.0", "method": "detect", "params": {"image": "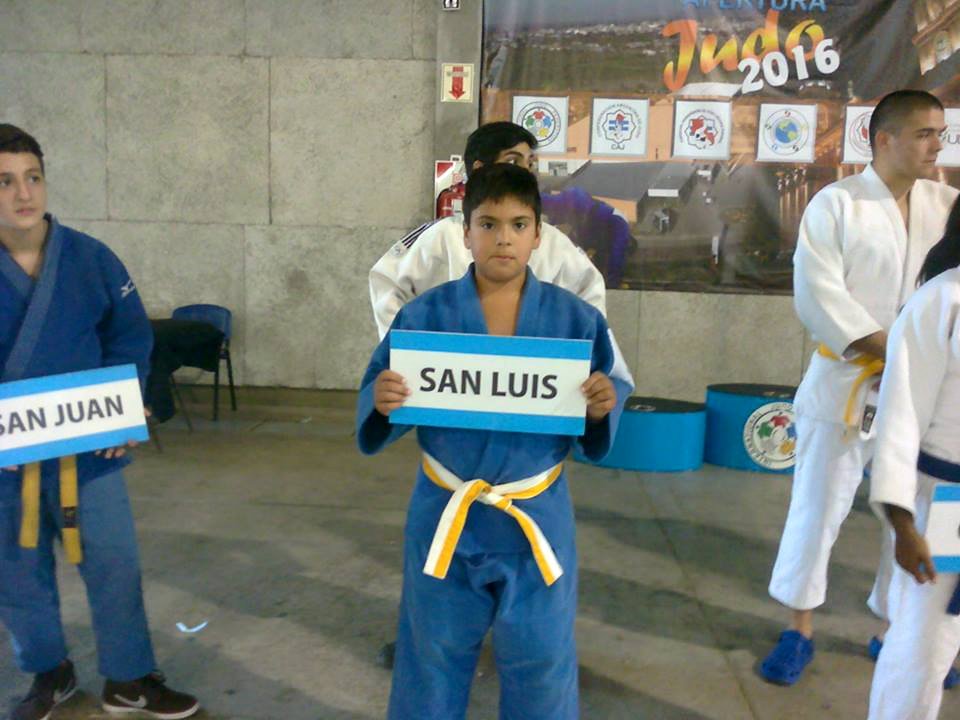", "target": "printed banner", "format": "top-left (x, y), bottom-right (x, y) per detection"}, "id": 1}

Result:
top-left (757, 104), bottom-right (818, 164)
top-left (928, 483), bottom-right (960, 573)
top-left (512, 95), bottom-right (569, 154)
top-left (673, 100), bottom-right (732, 161)
top-left (938, 107), bottom-right (960, 168)
top-left (389, 330), bottom-right (591, 435)
top-left (0, 365), bottom-right (149, 467)
top-left (591, 98), bottom-right (649, 156)
top-left (482, 1), bottom-right (960, 293)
